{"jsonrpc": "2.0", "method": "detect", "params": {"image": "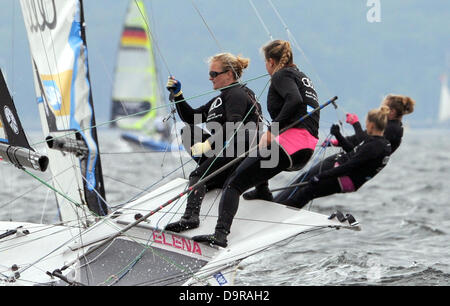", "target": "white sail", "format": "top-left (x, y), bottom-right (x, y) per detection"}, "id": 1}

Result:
top-left (439, 74), bottom-right (450, 123)
top-left (20, 0), bottom-right (108, 224)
